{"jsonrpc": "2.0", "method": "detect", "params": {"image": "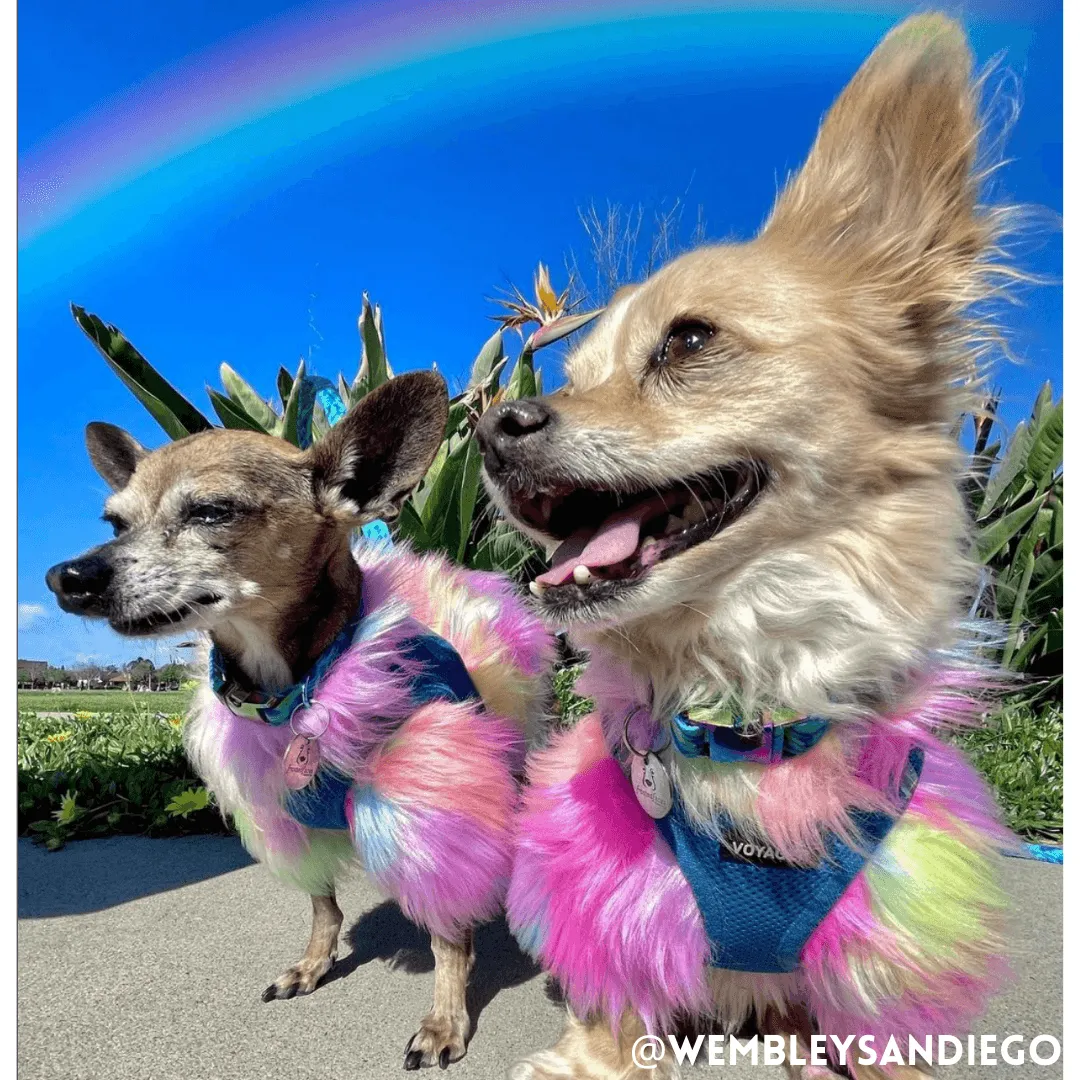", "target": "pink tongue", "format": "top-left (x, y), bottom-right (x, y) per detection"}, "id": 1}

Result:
top-left (537, 500), bottom-right (660, 586)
